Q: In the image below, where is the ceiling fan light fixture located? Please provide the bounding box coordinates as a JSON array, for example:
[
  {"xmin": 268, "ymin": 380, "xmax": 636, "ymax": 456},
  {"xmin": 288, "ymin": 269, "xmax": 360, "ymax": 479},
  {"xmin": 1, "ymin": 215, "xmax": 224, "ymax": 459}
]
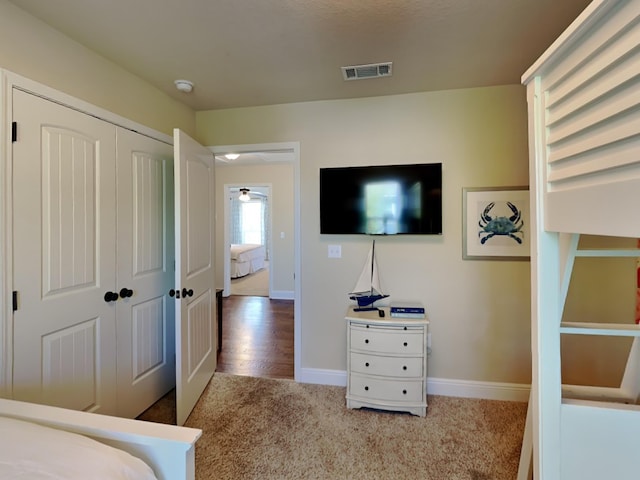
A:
[
  {"xmin": 225, "ymin": 153, "xmax": 240, "ymax": 160},
  {"xmin": 239, "ymin": 188, "xmax": 251, "ymax": 202}
]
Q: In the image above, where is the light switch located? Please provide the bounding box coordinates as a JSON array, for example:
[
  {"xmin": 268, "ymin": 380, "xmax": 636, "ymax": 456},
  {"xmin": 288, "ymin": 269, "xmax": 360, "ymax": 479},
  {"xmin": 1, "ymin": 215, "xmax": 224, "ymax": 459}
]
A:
[{"xmin": 328, "ymin": 245, "xmax": 341, "ymax": 258}]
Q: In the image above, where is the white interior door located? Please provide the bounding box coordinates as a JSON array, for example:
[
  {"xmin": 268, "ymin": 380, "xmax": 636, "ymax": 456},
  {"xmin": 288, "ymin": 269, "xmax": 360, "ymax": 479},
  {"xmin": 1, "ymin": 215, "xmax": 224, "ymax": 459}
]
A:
[
  {"xmin": 12, "ymin": 89, "xmax": 118, "ymax": 414},
  {"xmin": 115, "ymin": 127, "xmax": 176, "ymax": 418},
  {"xmin": 173, "ymin": 129, "xmax": 216, "ymax": 426}
]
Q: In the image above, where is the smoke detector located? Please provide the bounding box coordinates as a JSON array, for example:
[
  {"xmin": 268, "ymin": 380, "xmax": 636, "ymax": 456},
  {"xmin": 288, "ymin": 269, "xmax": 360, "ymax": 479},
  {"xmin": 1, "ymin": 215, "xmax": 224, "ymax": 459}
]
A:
[
  {"xmin": 341, "ymin": 62, "xmax": 393, "ymax": 81},
  {"xmin": 174, "ymin": 79, "xmax": 194, "ymax": 93}
]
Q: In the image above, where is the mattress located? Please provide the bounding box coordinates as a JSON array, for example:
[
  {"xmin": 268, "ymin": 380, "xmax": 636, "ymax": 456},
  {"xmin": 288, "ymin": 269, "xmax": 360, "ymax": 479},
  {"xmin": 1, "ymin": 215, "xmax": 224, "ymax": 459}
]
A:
[
  {"xmin": 231, "ymin": 244, "xmax": 264, "ymax": 262},
  {"xmin": 0, "ymin": 416, "xmax": 157, "ymax": 479},
  {"xmin": 230, "ymin": 244, "xmax": 265, "ymax": 278}
]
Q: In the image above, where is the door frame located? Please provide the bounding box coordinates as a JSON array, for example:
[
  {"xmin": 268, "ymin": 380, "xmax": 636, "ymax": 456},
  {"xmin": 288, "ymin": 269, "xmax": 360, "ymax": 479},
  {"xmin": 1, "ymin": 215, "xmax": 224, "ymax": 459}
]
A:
[
  {"xmin": 210, "ymin": 142, "xmax": 301, "ymax": 381},
  {"xmin": 223, "ymin": 184, "xmax": 273, "ymax": 298},
  {"xmin": 0, "ymin": 70, "xmax": 174, "ymax": 396}
]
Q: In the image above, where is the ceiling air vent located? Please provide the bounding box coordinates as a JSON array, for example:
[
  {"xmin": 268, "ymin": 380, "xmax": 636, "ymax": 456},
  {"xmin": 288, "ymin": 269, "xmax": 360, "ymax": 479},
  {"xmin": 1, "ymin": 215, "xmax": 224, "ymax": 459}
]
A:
[{"xmin": 341, "ymin": 62, "xmax": 393, "ymax": 81}]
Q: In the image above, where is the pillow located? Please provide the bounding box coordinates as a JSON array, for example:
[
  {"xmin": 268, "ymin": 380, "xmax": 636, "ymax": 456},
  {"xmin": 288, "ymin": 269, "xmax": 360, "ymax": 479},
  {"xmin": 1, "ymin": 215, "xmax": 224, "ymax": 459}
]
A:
[{"xmin": 0, "ymin": 416, "xmax": 157, "ymax": 479}]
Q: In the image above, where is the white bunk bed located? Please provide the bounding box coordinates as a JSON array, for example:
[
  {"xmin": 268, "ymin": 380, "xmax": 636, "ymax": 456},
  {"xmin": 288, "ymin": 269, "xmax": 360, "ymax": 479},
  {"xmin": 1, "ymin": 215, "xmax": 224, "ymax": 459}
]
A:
[
  {"xmin": 0, "ymin": 398, "xmax": 201, "ymax": 480},
  {"xmin": 519, "ymin": 1, "xmax": 640, "ymax": 479}
]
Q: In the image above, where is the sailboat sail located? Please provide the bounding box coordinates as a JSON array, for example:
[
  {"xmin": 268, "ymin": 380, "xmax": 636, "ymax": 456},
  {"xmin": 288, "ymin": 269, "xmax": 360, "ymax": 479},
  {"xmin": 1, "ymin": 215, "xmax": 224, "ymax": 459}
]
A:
[
  {"xmin": 351, "ymin": 242, "xmax": 383, "ymax": 295},
  {"xmin": 349, "ymin": 240, "xmax": 388, "ymax": 307}
]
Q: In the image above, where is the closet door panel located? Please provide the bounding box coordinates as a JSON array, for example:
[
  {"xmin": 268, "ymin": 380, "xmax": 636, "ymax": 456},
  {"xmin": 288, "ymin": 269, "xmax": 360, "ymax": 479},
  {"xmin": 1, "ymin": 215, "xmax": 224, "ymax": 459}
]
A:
[
  {"xmin": 115, "ymin": 127, "xmax": 175, "ymax": 419},
  {"xmin": 12, "ymin": 89, "xmax": 117, "ymax": 414}
]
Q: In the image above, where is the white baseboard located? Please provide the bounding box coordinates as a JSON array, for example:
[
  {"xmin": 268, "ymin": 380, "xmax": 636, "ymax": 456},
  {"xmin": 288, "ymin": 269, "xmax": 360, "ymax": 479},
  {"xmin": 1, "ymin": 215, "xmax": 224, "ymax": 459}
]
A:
[
  {"xmin": 270, "ymin": 290, "xmax": 294, "ymax": 300},
  {"xmin": 427, "ymin": 377, "xmax": 530, "ymax": 402},
  {"xmin": 297, "ymin": 368, "xmax": 347, "ymax": 386},
  {"xmin": 297, "ymin": 368, "xmax": 530, "ymax": 402}
]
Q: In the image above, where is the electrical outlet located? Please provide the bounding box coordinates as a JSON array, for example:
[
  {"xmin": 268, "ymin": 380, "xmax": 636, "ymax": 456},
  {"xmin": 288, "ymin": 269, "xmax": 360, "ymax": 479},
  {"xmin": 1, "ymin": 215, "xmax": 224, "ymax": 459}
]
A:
[{"xmin": 328, "ymin": 245, "xmax": 342, "ymax": 258}]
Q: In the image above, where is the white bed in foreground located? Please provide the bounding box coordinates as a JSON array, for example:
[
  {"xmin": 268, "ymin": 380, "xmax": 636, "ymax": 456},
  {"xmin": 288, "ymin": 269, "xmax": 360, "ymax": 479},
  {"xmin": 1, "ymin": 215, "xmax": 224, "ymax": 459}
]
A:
[{"xmin": 0, "ymin": 398, "xmax": 201, "ymax": 480}]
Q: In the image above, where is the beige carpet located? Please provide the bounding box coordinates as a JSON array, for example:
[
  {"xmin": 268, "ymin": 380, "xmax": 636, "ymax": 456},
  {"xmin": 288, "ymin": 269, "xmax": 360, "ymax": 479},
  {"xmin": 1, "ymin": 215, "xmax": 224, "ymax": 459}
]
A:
[
  {"xmin": 230, "ymin": 264, "xmax": 269, "ymax": 296},
  {"xmin": 139, "ymin": 373, "xmax": 527, "ymax": 480}
]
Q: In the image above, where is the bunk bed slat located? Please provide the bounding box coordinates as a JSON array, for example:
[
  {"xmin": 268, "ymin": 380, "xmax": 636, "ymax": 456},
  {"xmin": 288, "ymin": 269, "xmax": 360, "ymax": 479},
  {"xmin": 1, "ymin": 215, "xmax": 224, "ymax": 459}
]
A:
[{"xmin": 560, "ymin": 322, "xmax": 640, "ymax": 336}]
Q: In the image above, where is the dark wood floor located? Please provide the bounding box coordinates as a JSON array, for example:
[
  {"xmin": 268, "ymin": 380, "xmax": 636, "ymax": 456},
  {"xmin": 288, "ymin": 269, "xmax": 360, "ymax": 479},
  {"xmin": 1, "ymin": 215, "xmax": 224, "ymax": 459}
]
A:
[{"xmin": 216, "ymin": 295, "xmax": 294, "ymax": 379}]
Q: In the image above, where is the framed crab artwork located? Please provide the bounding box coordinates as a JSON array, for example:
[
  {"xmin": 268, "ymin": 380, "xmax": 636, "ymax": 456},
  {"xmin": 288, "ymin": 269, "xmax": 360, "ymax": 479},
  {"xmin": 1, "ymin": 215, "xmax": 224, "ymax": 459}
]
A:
[{"xmin": 462, "ymin": 186, "xmax": 530, "ymax": 260}]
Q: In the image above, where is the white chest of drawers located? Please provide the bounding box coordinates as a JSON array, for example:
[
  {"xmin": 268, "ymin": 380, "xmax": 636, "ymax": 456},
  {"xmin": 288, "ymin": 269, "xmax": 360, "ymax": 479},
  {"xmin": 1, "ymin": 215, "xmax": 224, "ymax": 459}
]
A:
[{"xmin": 345, "ymin": 307, "xmax": 428, "ymax": 417}]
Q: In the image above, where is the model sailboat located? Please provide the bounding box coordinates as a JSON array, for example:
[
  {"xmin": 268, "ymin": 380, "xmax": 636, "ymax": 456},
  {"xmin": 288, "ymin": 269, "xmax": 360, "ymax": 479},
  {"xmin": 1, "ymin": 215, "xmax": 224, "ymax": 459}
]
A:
[{"xmin": 349, "ymin": 240, "xmax": 389, "ymax": 311}]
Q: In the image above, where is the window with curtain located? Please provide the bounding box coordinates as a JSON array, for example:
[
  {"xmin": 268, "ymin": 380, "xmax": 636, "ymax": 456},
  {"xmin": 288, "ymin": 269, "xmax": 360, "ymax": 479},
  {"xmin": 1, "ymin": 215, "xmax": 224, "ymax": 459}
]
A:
[{"xmin": 230, "ymin": 190, "xmax": 270, "ymax": 260}]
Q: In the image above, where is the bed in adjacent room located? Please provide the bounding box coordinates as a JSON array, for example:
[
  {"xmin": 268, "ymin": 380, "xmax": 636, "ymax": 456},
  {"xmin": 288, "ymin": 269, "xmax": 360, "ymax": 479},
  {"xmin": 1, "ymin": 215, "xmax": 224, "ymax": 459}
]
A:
[
  {"xmin": 0, "ymin": 398, "xmax": 201, "ymax": 480},
  {"xmin": 230, "ymin": 243, "xmax": 265, "ymax": 278}
]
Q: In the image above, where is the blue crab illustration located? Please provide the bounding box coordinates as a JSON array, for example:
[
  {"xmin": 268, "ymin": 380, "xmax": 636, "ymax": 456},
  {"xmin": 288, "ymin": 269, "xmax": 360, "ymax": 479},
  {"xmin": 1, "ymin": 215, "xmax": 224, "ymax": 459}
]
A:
[{"xmin": 478, "ymin": 201, "xmax": 523, "ymax": 244}]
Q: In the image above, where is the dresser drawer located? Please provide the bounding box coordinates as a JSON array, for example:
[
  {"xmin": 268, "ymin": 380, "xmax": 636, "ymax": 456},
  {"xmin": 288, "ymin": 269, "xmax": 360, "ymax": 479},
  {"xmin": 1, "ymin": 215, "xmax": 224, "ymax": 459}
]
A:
[
  {"xmin": 350, "ymin": 352, "xmax": 423, "ymax": 377},
  {"xmin": 349, "ymin": 374, "xmax": 424, "ymax": 403},
  {"xmin": 350, "ymin": 324, "xmax": 424, "ymax": 355}
]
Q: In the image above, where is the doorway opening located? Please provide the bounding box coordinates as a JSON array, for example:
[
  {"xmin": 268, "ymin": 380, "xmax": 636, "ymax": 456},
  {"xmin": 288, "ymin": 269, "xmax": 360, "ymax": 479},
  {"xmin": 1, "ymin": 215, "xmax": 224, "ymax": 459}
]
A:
[
  {"xmin": 210, "ymin": 142, "xmax": 301, "ymax": 381},
  {"xmin": 228, "ymin": 185, "xmax": 271, "ymax": 297}
]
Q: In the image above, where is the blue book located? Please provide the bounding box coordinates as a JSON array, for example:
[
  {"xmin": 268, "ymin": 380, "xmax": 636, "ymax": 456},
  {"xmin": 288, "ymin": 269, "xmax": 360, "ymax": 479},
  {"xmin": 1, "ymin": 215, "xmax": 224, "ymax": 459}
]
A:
[{"xmin": 390, "ymin": 302, "xmax": 425, "ymax": 314}]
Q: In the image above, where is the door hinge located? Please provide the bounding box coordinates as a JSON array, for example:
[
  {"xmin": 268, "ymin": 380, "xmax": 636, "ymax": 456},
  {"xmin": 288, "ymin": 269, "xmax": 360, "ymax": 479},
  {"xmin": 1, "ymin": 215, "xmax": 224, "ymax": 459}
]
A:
[
  {"xmin": 12, "ymin": 122, "xmax": 17, "ymax": 143},
  {"xmin": 12, "ymin": 291, "xmax": 18, "ymax": 312}
]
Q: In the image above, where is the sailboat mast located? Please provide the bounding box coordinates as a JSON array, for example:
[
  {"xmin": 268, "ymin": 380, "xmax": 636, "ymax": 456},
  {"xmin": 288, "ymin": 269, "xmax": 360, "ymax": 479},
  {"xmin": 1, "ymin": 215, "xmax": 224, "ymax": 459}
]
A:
[{"xmin": 370, "ymin": 240, "xmax": 375, "ymax": 295}]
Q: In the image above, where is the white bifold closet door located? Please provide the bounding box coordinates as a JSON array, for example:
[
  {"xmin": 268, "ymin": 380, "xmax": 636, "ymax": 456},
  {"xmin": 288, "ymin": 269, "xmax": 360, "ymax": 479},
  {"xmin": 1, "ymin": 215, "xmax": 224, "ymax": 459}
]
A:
[
  {"xmin": 115, "ymin": 126, "xmax": 176, "ymax": 419},
  {"xmin": 12, "ymin": 89, "xmax": 176, "ymax": 418}
]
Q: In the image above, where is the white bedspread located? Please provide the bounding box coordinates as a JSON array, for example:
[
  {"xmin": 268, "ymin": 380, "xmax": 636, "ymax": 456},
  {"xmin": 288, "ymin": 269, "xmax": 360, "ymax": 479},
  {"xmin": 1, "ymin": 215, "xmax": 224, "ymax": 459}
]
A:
[
  {"xmin": 230, "ymin": 243, "xmax": 264, "ymax": 262},
  {"xmin": 0, "ymin": 416, "xmax": 158, "ymax": 479}
]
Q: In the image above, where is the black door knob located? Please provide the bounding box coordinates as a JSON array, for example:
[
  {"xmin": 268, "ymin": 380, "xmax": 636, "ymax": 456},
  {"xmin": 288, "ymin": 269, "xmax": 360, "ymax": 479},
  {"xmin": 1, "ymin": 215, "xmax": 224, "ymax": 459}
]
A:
[
  {"xmin": 104, "ymin": 291, "xmax": 119, "ymax": 302},
  {"xmin": 119, "ymin": 288, "xmax": 133, "ymax": 298},
  {"xmin": 169, "ymin": 289, "xmax": 181, "ymax": 298},
  {"xmin": 182, "ymin": 288, "xmax": 194, "ymax": 297}
]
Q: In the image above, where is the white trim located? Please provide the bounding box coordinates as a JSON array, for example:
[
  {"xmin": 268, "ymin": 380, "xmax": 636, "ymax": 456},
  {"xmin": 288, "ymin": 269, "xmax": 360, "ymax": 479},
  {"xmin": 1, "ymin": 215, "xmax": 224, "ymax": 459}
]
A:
[
  {"xmin": 426, "ymin": 377, "xmax": 530, "ymax": 402},
  {"xmin": 298, "ymin": 368, "xmax": 347, "ymax": 386},
  {"xmin": 292, "ymin": 143, "xmax": 301, "ymax": 382},
  {"xmin": 270, "ymin": 290, "xmax": 294, "ymax": 300},
  {"xmin": 210, "ymin": 142, "xmax": 296, "ymax": 156},
  {"xmin": 0, "ymin": 70, "xmax": 10, "ymax": 396},
  {"xmin": 298, "ymin": 368, "xmax": 531, "ymax": 402}
]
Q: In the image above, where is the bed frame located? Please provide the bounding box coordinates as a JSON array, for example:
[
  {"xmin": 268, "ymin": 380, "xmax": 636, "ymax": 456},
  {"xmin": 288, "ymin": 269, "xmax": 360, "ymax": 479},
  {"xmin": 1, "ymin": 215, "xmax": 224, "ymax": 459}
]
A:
[
  {"xmin": 519, "ymin": 1, "xmax": 640, "ymax": 479},
  {"xmin": 0, "ymin": 398, "xmax": 201, "ymax": 480}
]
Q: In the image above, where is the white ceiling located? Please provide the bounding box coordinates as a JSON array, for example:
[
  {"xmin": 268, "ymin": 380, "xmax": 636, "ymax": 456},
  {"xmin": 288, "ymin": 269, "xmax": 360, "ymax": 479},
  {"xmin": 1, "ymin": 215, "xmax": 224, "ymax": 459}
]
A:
[{"xmin": 9, "ymin": 0, "xmax": 592, "ymax": 111}]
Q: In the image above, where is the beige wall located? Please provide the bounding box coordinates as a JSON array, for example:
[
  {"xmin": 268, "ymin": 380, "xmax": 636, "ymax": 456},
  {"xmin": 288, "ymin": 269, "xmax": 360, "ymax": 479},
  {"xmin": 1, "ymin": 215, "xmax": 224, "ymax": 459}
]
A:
[
  {"xmin": 561, "ymin": 235, "xmax": 636, "ymax": 388},
  {"xmin": 214, "ymin": 164, "xmax": 295, "ymax": 295},
  {"xmin": 0, "ymin": 0, "xmax": 195, "ymax": 136},
  {"xmin": 197, "ymin": 85, "xmax": 534, "ymax": 384}
]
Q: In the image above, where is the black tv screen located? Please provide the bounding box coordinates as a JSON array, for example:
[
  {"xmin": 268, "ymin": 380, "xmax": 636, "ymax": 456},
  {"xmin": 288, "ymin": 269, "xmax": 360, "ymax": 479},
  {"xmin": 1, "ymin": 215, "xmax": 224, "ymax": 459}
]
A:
[{"xmin": 320, "ymin": 163, "xmax": 442, "ymax": 235}]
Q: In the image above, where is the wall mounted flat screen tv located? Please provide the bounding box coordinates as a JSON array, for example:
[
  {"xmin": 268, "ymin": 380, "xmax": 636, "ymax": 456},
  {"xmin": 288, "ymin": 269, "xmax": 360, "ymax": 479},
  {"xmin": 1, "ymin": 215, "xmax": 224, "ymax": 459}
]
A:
[{"xmin": 320, "ymin": 163, "xmax": 442, "ymax": 235}]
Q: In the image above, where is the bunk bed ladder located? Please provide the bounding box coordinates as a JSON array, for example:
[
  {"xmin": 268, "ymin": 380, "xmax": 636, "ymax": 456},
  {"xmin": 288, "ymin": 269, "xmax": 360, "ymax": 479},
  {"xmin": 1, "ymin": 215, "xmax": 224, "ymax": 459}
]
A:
[{"xmin": 518, "ymin": 233, "xmax": 640, "ymax": 480}]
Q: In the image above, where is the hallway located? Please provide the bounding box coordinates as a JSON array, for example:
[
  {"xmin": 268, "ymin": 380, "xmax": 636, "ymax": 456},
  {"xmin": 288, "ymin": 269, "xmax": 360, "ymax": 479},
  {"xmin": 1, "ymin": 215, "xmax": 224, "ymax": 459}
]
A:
[{"xmin": 216, "ymin": 295, "xmax": 294, "ymax": 379}]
